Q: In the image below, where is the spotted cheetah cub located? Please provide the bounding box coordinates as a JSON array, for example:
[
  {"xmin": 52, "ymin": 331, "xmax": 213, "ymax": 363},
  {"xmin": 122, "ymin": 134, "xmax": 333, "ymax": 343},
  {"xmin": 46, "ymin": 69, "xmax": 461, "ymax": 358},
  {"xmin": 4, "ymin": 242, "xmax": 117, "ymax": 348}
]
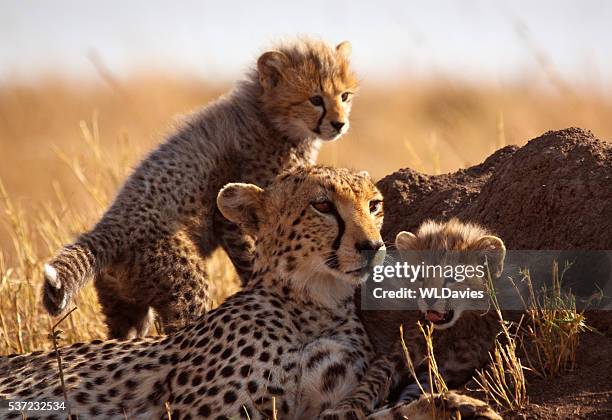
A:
[
  {"xmin": 42, "ymin": 38, "xmax": 358, "ymax": 338},
  {"xmin": 323, "ymin": 219, "xmax": 505, "ymax": 419},
  {"xmin": 2, "ymin": 168, "xmax": 496, "ymax": 420}
]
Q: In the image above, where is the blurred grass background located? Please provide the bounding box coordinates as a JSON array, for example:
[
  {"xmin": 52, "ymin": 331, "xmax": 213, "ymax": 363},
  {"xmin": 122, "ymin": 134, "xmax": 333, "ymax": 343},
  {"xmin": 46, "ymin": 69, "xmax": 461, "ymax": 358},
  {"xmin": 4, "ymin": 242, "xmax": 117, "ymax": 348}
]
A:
[{"xmin": 0, "ymin": 72, "xmax": 611, "ymax": 354}]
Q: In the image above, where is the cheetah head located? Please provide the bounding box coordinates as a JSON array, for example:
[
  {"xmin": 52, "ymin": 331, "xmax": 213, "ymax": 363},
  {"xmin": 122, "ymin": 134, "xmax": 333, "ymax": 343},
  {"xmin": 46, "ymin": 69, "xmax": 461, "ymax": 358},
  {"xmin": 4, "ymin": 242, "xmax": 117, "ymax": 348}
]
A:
[
  {"xmin": 217, "ymin": 166, "xmax": 385, "ymax": 307},
  {"xmin": 257, "ymin": 39, "xmax": 358, "ymax": 142},
  {"xmin": 395, "ymin": 219, "xmax": 506, "ymax": 330}
]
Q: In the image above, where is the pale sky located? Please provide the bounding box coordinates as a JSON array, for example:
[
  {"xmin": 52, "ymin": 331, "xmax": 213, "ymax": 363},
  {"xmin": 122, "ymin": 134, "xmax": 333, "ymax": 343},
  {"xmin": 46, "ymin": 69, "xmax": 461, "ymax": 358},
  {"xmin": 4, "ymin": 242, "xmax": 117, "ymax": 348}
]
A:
[{"xmin": 1, "ymin": 0, "xmax": 611, "ymax": 88}]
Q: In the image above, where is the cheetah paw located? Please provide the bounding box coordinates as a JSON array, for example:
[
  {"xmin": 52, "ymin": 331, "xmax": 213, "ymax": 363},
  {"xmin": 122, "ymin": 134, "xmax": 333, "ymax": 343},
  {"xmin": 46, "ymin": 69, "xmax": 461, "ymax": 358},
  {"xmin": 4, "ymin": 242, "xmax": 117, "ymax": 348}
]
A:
[
  {"xmin": 437, "ymin": 391, "xmax": 502, "ymax": 420},
  {"xmin": 376, "ymin": 392, "xmax": 501, "ymax": 420},
  {"xmin": 319, "ymin": 407, "xmax": 367, "ymax": 420}
]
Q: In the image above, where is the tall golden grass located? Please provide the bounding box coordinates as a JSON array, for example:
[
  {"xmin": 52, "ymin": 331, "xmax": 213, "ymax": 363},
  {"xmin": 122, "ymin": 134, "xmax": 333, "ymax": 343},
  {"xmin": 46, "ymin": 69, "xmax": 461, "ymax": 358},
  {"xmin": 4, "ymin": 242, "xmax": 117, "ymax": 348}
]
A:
[{"xmin": 0, "ymin": 75, "xmax": 610, "ymax": 355}]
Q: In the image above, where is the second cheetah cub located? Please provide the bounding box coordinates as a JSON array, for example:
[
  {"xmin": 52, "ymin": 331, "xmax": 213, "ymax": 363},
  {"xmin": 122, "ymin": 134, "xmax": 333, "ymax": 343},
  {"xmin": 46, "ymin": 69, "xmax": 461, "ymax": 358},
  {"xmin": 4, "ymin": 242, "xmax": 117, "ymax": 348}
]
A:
[
  {"xmin": 42, "ymin": 38, "xmax": 358, "ymax": 338},
  {"xmin": 323, "ymin": 219, "xmax": 505, "ymax": 419}
]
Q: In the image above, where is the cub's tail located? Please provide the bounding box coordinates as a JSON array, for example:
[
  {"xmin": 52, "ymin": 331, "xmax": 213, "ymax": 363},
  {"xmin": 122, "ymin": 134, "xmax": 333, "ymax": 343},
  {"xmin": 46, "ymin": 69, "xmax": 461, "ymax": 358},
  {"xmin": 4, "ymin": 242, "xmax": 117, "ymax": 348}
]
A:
[{"xmin": 42, "ymin": 241, "xmax": 99, "ymax": 316}]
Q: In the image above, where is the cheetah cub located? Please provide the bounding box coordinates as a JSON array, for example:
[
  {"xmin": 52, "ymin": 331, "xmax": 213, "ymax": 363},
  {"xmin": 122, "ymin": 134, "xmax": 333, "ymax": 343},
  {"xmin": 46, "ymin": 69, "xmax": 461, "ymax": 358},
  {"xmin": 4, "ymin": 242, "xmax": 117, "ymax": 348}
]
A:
[
  {"xmin": 323, "ymin": 219, "xmax": 505, "ymax": 419},
  {"xmin": 2, "ymin": 168, "xmax": 496, "ymax": 420},
  {"xmin": 42, "ymin": 38, "xmax": 358, "ymax": 338}
]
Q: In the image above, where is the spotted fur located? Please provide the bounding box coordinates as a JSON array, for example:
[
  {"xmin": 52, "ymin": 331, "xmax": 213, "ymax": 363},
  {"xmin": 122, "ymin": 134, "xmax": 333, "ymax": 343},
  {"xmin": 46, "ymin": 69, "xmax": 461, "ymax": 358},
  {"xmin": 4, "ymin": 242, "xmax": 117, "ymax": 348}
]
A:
[
  {"xmin": 42, "ymin": 38, "xmax": 359, "ymax": 338},
  {"xmin": 2, "ymin": 169, "xmax": 494, "ymax": 420}
]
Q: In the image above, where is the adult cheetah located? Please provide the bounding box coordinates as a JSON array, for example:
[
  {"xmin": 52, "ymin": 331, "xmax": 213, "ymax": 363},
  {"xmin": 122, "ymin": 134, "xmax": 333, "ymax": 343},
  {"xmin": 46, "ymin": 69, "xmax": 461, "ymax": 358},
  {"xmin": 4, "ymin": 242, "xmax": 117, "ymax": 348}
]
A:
[
  {"xmin": 42, "ymin": 38, "xmax": 359, "ymax": 338},
  {"xmin": 322, "ymin": 219, "xmax": 506, "ymax": 418},
  {"xmin": 1, "ymin": 167, "xmax": 498, "ymax": 419}
]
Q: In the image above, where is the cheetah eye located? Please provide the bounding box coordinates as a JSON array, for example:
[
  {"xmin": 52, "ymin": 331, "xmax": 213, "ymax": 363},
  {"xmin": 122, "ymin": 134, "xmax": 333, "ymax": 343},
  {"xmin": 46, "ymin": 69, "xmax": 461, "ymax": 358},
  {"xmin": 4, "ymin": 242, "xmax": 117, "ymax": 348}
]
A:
[
  {"xmin": 309, "ymin": 95, "xmax": 324, "ymax": 107},
  {"xmin": 311, "ymin": 200, "xmax": 334, "ymax": 214},
  {"xmin": 369, "ymin": 200, "xmax": 383, "ymax": 214},
  {"xmin": 341, "ymin": 92, "xmax": 351, "ymax": 102}
]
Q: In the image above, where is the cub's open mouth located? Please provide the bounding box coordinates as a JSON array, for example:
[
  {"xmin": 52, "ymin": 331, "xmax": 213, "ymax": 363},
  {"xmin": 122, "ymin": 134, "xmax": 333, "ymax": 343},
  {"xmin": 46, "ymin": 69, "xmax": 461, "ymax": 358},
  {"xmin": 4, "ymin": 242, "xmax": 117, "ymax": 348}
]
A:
[{"xmin": 425, "ymin": 309, "xmax": 455, "ymax": 325}]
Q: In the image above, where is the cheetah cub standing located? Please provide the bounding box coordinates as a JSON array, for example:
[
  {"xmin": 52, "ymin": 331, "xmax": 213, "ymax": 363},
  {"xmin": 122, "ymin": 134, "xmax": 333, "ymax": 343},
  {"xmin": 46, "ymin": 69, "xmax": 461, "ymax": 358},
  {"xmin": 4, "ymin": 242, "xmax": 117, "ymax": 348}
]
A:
[
  {"xmin": 1, "ymin": 167, "xmax": 496, "ymax": 420},
  {"xmin": 43, "ymin": 38, "xmax": 358, "ymax": 338},
  {"xmin": 323, "ymin": 219, "xmax": 505, "ymax": 419}
]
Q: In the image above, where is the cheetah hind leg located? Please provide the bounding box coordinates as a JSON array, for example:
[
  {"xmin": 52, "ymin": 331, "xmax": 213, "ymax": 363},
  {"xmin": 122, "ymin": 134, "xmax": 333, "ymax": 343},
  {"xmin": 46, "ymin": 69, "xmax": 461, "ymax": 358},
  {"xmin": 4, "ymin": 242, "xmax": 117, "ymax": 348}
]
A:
[
  {"xmin": 366, "ymin": 392, "xmax": 501, "ymax": 420},
  {"xmin": 153, "ymin": 271, "xmax": 211, "ymax": 335},
  {"xmin": 95, "ymin": 270, "xmax": 156, "ymax": 339},
  {"xmin": 95, "ymin": 231, "xmax": 211, "ymax": 338},
  {"xmin": 139, "ymin": 232, "xmax": 212, "ymax": 335},
  {"xmin": 214, "ymin": 211, "xmax": 256, "ymax": 286}
]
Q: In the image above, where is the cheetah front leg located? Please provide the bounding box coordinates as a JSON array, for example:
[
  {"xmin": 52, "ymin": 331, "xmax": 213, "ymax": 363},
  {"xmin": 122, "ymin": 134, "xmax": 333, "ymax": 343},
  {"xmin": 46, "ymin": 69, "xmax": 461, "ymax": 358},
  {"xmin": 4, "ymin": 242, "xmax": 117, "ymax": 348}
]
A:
[
  {"xmin": 95, "ymin": 230, "xmax": 211, "ymax": 338},
  {"xmin": 138, "ymin": 231, "xmax": 212, "ymax": 335},
  {"xmin": 366, "ymin": 392, "xmax": 502, "ymax": 420},
  {"xmin": 320, "ymin": 392, "xmax": 500, "ymax": 420},
  {"xmin": 318, "ymin": 353, "xmax": 409, "ymax": 420},
  {"xmin": 213, "ymin": 211, "xmax": 256, "ymax": 285},
  {"xmin": 297, "ymin": 337, "xmax": 369, "ymax": 419},
  {"xmin": 95, "ymin": 270, "xmax": 156, "ymax": 339}
]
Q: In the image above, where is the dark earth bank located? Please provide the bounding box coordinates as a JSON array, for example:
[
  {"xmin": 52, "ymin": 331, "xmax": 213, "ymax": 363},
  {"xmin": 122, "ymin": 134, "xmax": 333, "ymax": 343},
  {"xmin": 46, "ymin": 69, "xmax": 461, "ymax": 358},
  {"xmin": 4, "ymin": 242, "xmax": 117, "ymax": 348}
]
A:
[{"xmin": 367, "ymin": 128, "xmax": 612, "ymax": 419}]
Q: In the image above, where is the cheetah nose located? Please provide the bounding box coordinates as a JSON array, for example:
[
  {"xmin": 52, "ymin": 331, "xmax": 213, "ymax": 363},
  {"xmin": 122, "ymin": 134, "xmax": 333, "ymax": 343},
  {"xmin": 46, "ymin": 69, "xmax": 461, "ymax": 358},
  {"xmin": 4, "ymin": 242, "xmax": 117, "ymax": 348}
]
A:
[
  {"xmin": 356, "ymin": 240, "xmax": 386, "ymax": 266},
  {"xmin": 356, "ymin": 240, "xmax": 384, "ymax": 252},
  {"xmin": 330, "ymin": 121, "xmax": 345, "ymax": 131}
]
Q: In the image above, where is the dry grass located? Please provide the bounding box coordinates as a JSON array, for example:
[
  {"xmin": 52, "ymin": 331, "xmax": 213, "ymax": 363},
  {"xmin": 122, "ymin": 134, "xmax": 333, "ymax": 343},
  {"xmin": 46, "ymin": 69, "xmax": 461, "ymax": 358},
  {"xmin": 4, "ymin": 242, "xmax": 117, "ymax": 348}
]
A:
[
  {"xmin": 399, "ymin": 322, "xmax": 448, "ymax": 418},
  {"xmin": 519, "ymin": 262, "xmax": 593, "ymax": 378},
  {"xmin": 0, "ymin": 74, "xmax": 610, "ymax": 355},
  {"xmin": 396, "ymin": 261, "xmax": 590, "ymax": 414},
  {"xmin": 473, "ymin": 262, "xmax": 591, "ymax": 411},
  {"xmin": 400, "ymin": 322, "xmax": 449, "ymax": 396},
  {"xmin": 473, "ymin": 328, "xmax": 528, "ymax": 411},
  {"xmin": 48, "ymin": 306, "xmax": 78, "ymax": 418},
  {"xmin": 0, "ymin": 105, "xmax": 238, "ymax": 355},
  {"xmin": 473, "ymin": 271, "xmax": 528, "ymax": 411},
  {"xmin": 398, "ymin": 281, "xmax": 524, "ymax": 414}
]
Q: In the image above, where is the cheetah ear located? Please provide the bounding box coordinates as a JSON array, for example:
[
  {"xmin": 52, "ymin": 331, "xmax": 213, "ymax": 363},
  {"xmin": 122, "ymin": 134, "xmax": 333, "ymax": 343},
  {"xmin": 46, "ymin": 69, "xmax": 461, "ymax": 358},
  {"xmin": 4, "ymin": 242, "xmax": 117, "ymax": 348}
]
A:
[
  {"xmin": 472, "ymin": 235, "xmax": 506, "ymax": 278},
  {"xmin": 257, "ymin": 50, "xmax": 289, "ymax": 90},
  {"xmin": 395, "ymin": 231, "xmax": 418, "ymax": 250},
  {"xmin": 217, "ymin": 183, "xmax": 265, "ymax": 236},
  {"xmin": 336, "ymin": 41, "xmax": 352, "ymax": 60}
]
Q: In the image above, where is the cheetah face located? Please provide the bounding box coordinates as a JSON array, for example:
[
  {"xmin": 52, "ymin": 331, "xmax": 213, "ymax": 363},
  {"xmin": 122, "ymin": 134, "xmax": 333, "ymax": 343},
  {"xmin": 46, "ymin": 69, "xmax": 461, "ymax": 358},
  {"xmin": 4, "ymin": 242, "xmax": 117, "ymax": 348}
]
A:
[
  {"xmin": 285, "ymin": 170, "xmax": 385, "ymax": 286},
  {"xmin": 395, "ymin": 220, "xmax": 506, "ymax": 330},
  {"xmin": 217, "ymin": 166, "xmax": 385, "ymax": 304},
  {"xmin": 257, "ymin": 40, "xmax": 358, "ymax": 142}
]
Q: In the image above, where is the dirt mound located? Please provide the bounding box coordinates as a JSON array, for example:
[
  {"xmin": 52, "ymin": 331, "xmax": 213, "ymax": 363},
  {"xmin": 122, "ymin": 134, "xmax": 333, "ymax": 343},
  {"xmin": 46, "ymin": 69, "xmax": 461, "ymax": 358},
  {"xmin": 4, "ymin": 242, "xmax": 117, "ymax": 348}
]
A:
[
  {"xmin": 373, "ymin": 127, "xmax": 612, "ymax": 419},
  {"xmin": 495, "ymin": 331, "xmax": 612, "ymax": 420},
  {"xmin": 376, "ymin": 127, "xmax": 612, "ymax": 328},
  {"xmin": 377, "ymin": 127, "xmax": 612, "ymax": 249}
]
